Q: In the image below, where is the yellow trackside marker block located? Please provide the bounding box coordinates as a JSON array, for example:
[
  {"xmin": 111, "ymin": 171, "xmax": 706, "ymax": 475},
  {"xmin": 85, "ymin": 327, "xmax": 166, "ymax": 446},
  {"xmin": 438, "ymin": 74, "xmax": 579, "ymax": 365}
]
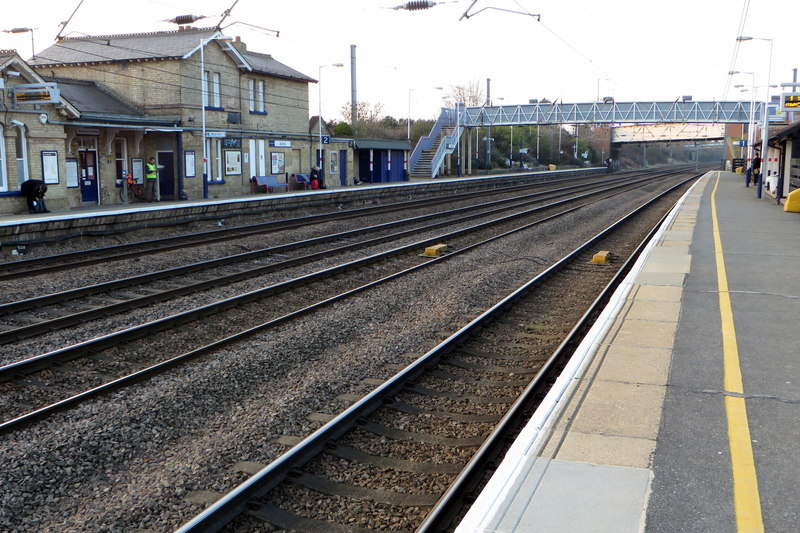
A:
[
  {"xmin": 590, "ymin": 250, "xmax": 612, "ymax": 264},
  {"xmin": 421, "ymin": 244, "xmax": 448, "ymax": 257}
]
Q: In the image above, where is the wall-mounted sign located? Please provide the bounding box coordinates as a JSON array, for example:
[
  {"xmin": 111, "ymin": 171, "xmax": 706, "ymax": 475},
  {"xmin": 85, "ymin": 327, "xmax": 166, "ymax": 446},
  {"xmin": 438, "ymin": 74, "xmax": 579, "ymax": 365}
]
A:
[
  {"xmin": 269, "ymin": 140, "xmax": 291, "ymax": 148},
  {"xmin": 223, "ymin": 138, "xmax": 242, "ymax": 149},
  {"xmin": 781, "ymin": 92, "xmax": 800, "ymax": 112},
  {"xmin": 12, "ymin": 83, "xmax": 60, "ymax": 105},
  {"xmin": 41, "ymin": 151, "xmax": 59, "ymax": 184}
]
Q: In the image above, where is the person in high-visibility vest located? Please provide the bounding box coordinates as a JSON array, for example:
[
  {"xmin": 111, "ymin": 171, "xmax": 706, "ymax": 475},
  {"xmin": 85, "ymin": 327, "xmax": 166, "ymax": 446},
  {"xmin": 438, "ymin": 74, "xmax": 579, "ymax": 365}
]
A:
[{"xmin": 145, "ymin": 157, "xmax": 159, "ymax": 201}]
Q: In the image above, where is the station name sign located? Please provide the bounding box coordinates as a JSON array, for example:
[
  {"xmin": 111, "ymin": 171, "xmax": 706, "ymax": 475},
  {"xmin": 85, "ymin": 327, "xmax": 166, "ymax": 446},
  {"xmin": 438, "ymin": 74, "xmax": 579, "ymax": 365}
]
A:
[{"xmin": 12, "ymin": 83, "xmax": 60, "ymax": 105}]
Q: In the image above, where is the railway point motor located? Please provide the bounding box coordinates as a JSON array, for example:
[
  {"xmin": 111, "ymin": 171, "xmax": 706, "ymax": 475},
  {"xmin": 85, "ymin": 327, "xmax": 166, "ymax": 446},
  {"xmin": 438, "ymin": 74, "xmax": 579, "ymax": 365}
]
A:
[
  {"xmin": 421, "ymin": 244, "xmax": 448, "ymax": 257},
  {"xmin": 590, "ymin": 250, "xmax": 612, "ymax": 264}
]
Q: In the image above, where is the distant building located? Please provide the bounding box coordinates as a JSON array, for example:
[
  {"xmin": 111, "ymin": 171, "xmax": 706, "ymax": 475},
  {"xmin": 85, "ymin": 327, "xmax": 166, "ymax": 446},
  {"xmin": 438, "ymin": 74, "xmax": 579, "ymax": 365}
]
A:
[{"xmin": 26, "ymin": 26, "xmax": 342, "ymax": 205}]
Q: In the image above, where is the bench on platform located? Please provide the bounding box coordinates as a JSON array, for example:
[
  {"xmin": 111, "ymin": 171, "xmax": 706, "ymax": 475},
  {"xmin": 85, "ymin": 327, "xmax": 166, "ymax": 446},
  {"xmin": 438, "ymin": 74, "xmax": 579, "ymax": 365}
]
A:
[
  {"xmin": 251, "ymin": 176, "xmax": 289, "ymax": 194},
  {"xmin": 291, "ymin": 173, "xmax": 310, "ymax": 190}
]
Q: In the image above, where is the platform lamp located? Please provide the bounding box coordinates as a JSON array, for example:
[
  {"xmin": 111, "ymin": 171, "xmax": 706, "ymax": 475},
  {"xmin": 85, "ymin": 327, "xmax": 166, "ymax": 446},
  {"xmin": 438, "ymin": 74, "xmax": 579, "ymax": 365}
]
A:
[
  {"xmin": 736, "ymin": 35, "xmax": 773, "ymax": 199},
  {"xmin": 730, "ymin": 70, "xmax": 756, "ymax": 184},
  {"xmin": 200, "ymin": 34, "xmax": 232, "ymax": 199},
  {"xmin": 317, "ymin": 63, "xmax": 344, "ymax": 177},
  {"xmin": 2, "ymin": 27, "xmax": 36, "ymax": 59},
  {"xmin": 407, "ymin": 86, "xmax": 444, "ymax": 140}
]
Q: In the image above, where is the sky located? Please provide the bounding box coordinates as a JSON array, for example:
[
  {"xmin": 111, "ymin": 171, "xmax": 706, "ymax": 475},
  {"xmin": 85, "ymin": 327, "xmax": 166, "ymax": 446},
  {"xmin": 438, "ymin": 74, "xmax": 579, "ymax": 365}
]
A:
[{"xmin": 1, "ymin": 0, "xmax": 796, "ymax": 123}]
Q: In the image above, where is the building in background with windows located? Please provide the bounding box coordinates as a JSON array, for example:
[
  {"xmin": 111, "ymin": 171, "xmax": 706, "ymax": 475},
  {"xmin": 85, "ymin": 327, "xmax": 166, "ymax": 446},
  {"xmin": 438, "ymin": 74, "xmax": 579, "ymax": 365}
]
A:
[
  {"xmin": 2, "ymin": 26, "xmax": 353, "ymax": 211},
  {"xmin": 0, "ymin": 50, "xmax": 82, "ymax": 213}
]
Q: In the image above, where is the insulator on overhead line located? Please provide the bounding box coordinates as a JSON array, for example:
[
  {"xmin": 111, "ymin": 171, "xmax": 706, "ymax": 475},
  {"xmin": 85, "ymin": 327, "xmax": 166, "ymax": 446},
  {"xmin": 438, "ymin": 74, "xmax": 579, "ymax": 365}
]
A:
[
  {"xmin": 166, "ymin": 14, "xmax": 207, "ymax": 25},
  {"xmin": 393, "ymin": 1, "xmax": 437, "ymax": 10}
]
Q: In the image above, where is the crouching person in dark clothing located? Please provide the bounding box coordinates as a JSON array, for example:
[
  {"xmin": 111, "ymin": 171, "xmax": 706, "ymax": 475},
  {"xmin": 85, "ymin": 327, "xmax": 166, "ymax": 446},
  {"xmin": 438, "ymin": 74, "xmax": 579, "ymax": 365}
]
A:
[{"xmin": 20, "ymin": 179, "xmax": 50, "ymax": 214}]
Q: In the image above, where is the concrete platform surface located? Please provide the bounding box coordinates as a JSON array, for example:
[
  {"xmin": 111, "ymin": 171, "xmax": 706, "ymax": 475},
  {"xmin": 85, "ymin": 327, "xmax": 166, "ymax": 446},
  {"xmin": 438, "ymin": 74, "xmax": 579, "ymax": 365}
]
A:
[{"xmin": 458, "ymin": 171, "xmax": 800, "ymax": 533}]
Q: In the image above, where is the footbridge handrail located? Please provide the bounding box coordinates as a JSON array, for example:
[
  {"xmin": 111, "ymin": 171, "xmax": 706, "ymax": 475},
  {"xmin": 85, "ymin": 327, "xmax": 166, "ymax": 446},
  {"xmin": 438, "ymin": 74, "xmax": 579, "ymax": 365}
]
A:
[{"xmin": 460, "ymin": 100, "xmax": 760, "ymax": 126}]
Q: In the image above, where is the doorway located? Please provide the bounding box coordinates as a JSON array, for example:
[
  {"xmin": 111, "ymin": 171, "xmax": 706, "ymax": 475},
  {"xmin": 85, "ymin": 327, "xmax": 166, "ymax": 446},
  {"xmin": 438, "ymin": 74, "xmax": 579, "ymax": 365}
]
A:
[
  {"xmin": 78, "ymin": 149, "xmax": 99, "ymax": 203},
  {"xmin": 157, "ymin": 151, "xmax": 175, "ymax": 200}
]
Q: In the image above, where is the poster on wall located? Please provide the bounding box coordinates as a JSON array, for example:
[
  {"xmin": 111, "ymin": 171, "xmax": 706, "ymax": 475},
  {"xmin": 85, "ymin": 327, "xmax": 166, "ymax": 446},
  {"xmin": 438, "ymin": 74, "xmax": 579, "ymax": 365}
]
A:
[
  {"xmin": 328, "ymin": 150, "xmax": 338, "ymax": 175},
  {"xmin": 41, "ymin": 151, "xmax": 59, "ymax": 184},
  {"xmin": 185, "ymin": 150, "xmax": 196, "ymax": 178},
  {"xmin": 131, "ymin": 157, "xmax": 144, "ymax": 185},
  {"xmin": 271, "ymin": 152, "xmax": 285, "ymax": 174},
  {"xmin": 66, "ymin": 157, "xmax": 79, "ymax": 187},
  {"xmin": 225, "ymin": 150, "xmax": 242, "ymax": 175}
]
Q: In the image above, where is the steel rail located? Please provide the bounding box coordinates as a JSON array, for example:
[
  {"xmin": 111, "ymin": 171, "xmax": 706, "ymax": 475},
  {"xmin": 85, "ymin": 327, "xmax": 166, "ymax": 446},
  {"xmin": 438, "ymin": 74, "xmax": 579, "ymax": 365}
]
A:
[
  {"xmin": 416, "ymin": 178, "xmax": 692, "ymax": 532},
  {"xmin": 0, "ymin": 172, "xmax": 672, "ymax": 345},
  {"xmin": 0, "ymin": 171, "xmax": 612, "ymax": 280},
  {"xmin": 0, "ymin": 173, "xmax": 690, "ymax": 433},
  {"xmin": 175, "ymin": 174, "xmax": 700, "ymax": 532}
]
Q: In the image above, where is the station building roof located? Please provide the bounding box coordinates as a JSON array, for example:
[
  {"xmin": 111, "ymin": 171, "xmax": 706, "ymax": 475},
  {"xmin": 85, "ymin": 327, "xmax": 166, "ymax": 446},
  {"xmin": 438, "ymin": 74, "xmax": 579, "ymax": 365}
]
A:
[
  {"xmin": 29, "ymin": 27, "xmax": 314, "ymax": 84},
  {"xmin": 353, "ymin": 139, "xmax": 413, "ymax": 151},
  {"xmin": 43, "ymin": 76, "xmax": 179, "ymax": 126}
]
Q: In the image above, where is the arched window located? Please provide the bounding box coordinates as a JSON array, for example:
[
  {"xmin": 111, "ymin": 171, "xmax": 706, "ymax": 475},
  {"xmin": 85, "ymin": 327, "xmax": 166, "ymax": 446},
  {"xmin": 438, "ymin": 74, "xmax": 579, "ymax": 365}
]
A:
[
  {"xmin": 15, "ymin": 123, "xmax": 29, "ymax": 184},
  {"xmin": 0, "ymin": 124, "xmax": 7, "ymax": 192}
]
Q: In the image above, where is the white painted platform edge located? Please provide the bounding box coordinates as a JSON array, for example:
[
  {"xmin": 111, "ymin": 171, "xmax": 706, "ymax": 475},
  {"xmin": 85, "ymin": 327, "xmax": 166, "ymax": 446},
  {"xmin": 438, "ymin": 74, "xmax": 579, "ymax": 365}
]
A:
[{"xmin": 455, "ymin": 175, "xmax": 707, "ymax": 533}]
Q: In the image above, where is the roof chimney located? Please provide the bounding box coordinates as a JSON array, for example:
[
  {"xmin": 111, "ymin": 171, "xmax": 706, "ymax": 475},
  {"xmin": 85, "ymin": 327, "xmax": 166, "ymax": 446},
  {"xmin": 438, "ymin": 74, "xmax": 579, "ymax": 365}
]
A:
[{"xmin": 231, "ymin": 36, "xmax": 246, "ymax": 53}]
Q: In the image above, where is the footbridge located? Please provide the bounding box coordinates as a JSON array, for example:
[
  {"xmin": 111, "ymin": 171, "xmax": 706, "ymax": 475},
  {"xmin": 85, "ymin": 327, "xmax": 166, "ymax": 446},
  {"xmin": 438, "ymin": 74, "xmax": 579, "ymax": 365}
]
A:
[{"xmin": 411, "ymin": 100, "xmax": 758, "ymax": 178}]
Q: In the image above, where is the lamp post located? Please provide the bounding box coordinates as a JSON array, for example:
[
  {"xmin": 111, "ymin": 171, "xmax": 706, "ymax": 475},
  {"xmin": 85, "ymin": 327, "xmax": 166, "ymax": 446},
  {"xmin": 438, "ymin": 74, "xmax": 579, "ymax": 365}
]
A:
[
  {"xmin": 2, "ymin": 27, "xmax": 36, "ymax": 59},
  {"xmin": 318, "ymin": 63, "xmax": 343, "ymax": 175},
  {"xmin": 455, "ymin": 102, "xmax": 463, "ymax": 176},
  {"xmin": 730, "ymin": 70, "xmax": 756, "ymax": 183},
  {"xmin": 596, "ymin": 78, "xmax": 610, "ymax": 102},
  {"xmin": 737, "ymin": 35, "xmax": 773, "ymax": 199},
  {"xmin": 200, "ymin": 34, "xmax": 232, "ymax": 199},
  {"xmin": 408, "ymin": 86, "xmax": 443, "ymax": 140}
]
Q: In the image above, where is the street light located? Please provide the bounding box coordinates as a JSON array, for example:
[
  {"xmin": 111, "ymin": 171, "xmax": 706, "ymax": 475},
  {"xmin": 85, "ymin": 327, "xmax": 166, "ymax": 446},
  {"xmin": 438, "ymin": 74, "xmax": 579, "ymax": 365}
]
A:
[
  {"xmin": 455, "ymin": 102, "xmax": 463, "ymax": 176},
  {"xmin": 318, "ymin": 63, "xmax": 344, "ymax": 177},
  {"xmin": 596, "ymin": 78, "xmax": 610, "ymax": 102},
  {"xmin": 408, "ymin": 86, "xmax": 443, "ymax": 140},
  {"xmin": 2, "ymin": 27, "xmax": 36, "ymax": 59},
  {"xmin": 200, "ymin": 34, "xmax": 232, "ymax": 199},
  {"xmin": 737, "ymin": 35, "xmax": 773, "ymax": 199},
  {"xmin": 730, "ymin": 70, "xmax": 756, "ymax": 181}
]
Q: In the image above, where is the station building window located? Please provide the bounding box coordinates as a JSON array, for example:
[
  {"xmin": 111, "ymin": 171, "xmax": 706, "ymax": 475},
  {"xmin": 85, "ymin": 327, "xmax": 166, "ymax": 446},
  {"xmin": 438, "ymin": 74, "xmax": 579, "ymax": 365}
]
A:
[
  {"xmin": 249, "ymin": 79, "xmax": 266, "ymax": 113},
  {"xmin": 0, "ymin": 124, "xmax": 7, "ymax": 191},
  {"xmin": 203, "ymin": 70, "xmax": 222, "ymax": 108},
  {"xmin": 204, "ymin": 138, "xmax": 225, "ymax": 182},
  {"xmin": 115, "ymin": 138, "xmax": 128, "ymax": 181},
  {"xmin": 15, "ymin": 124, "xmax": 29, "ymax": 184}
]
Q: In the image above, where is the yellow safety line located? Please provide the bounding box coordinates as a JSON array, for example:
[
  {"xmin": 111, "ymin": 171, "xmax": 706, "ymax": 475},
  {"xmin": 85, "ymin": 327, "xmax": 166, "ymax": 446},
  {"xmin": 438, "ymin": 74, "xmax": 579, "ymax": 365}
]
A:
[{"xmin": 711, "ymin": 172, "xmax": 764, "ymax": 532}]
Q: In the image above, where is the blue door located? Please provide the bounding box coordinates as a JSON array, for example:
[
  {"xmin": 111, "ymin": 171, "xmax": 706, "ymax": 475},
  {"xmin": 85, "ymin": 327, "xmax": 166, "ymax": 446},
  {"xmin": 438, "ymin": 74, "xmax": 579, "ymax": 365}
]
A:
[
  {"xmin": 390, "ymin": 150, "xmax": 405, "ymax": 182},
  {"xmin": 79, "ymin": 150, "xmax": 99, "ymax": 203},
  {"xmin": 377, "ymin": 151, "xmax": 389, "ymax": 182}
]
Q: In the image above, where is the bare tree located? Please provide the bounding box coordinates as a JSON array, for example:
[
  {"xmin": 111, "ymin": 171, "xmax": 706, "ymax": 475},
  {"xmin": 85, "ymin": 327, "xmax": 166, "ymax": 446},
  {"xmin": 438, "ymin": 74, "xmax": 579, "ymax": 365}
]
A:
[
  {"xmin": 443, "ymin": 79, "xmax": 485, "ymax": 108},
  {"xmin": 339, "ymin": 101, "xmax": 384, "ymax": 125}
]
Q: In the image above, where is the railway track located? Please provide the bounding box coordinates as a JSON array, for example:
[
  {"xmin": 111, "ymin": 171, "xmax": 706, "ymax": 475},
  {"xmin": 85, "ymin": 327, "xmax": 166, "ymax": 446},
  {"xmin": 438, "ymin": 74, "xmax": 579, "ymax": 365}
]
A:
[
  {"xmin": 0, "ymin": 171, "xmax": 628, "ymax": 280},
  {"xmin": 175, "ymin": 174, "xmax": 697, "ymax": 533},
  {"xmin": 0, "ymin": 170, "xmax": 691, "ymax": 433},
  {"xmin": 0, "ymin": 170, "xmax": 682, "ymax": 348}
]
